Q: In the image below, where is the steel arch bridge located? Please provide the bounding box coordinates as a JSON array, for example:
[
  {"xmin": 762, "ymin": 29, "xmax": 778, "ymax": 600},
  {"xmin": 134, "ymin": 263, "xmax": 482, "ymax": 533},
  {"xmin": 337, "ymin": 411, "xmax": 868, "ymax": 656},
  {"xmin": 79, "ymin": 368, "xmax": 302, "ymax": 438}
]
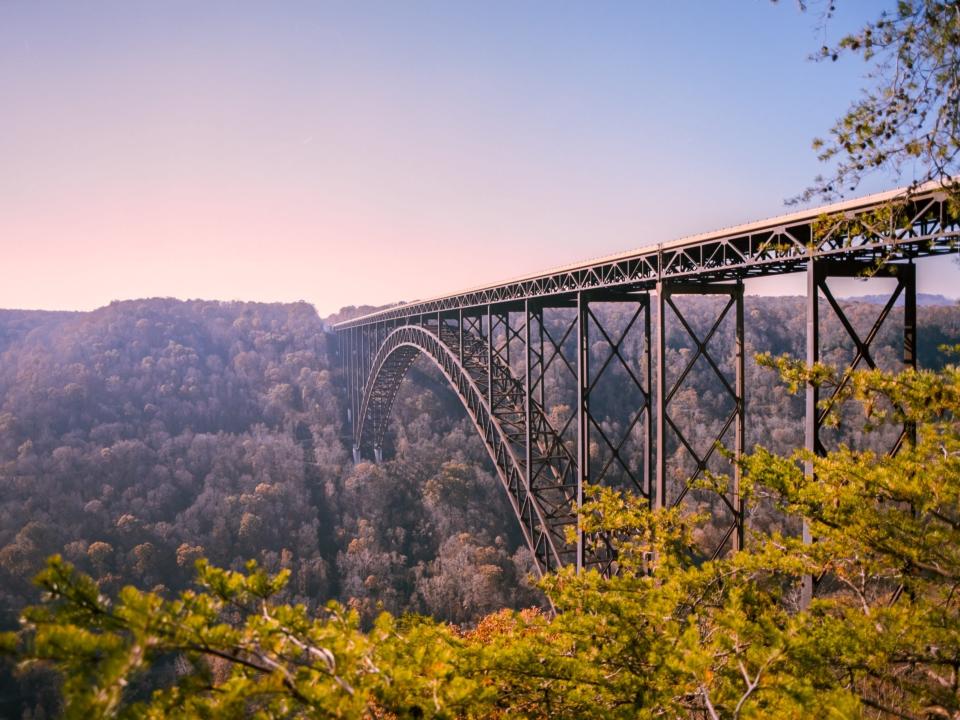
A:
[{"xmin": 334, "ymin": 181, "xmax": 960, "ymax": 577}]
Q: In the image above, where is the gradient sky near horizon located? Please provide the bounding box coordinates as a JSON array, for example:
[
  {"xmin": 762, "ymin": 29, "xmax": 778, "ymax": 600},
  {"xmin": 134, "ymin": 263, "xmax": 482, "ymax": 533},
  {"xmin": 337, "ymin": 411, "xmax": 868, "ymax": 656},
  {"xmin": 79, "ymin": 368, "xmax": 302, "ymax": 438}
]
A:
[{"xmin": 2, "ymin": 1, "xmax": 957, "ymax": 315}]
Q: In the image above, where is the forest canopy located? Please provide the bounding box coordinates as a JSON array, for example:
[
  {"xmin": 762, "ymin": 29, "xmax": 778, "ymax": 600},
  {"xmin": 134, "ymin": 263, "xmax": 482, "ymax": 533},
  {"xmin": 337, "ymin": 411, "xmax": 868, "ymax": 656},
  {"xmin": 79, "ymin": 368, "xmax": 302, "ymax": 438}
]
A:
[
  {"xmin": 0, "ymin": 296, "xmax": 957, "ymax": 716},
  {"xmin": 5, "ymin": 355, "xmax": 960, "ymax": 718}
]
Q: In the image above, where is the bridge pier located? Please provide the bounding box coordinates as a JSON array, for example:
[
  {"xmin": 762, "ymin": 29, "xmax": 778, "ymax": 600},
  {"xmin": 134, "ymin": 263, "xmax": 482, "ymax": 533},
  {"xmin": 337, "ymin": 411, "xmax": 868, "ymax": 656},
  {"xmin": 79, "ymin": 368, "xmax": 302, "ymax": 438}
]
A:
[
  {"xmin": 801, "ymin": 258, "xmax": 917, "ymax": 607},
  {"xmin": 656, "ymin": 280, "xmax": 746, "ymax": 557},
  {"xmin": 573, "ymin": 290, "xmax": 654, "ymax": 573}
]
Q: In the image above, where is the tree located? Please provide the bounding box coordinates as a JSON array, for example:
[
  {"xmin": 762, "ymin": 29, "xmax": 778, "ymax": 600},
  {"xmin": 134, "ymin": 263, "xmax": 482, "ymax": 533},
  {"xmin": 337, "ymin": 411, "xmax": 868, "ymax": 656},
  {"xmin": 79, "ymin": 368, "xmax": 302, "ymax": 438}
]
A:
[
  {"xmin": 475, "ymin": 355, "xmax": 960, "ymax": 718},
  {"xmin": 791, "ymin": 0, "xmax": 960, "ymax": 204},
  {"xmin": 1, "ymin": 559, "xmax": 492, "ymax": 719},
  {"xmin": 5, "ymin": 358, "xmax": 960, "ymax": 718}
]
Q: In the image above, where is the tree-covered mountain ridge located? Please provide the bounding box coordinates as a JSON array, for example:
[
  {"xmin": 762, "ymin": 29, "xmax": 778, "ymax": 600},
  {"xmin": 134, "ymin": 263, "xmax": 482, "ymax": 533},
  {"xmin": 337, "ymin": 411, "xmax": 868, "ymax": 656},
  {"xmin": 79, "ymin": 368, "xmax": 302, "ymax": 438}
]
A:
[
  {"xmin": 1, "ymin": 294, "xmax": 959, "ymax": 715},
  {"xmin": 3, "ymin": 294, "xmax": 957, "ymax": 607},
  {"xmin": 0, "ymin": 296, "xmax": 542, "ymax": 615}
]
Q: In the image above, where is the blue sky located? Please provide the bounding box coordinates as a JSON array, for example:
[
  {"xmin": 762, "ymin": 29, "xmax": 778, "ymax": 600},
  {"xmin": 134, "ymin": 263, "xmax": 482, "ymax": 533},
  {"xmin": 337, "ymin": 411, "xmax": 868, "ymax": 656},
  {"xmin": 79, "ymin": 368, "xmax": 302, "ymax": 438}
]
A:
[{"xmin": 1, "ymin": 1, "xmax": 955, "ymax": 312}]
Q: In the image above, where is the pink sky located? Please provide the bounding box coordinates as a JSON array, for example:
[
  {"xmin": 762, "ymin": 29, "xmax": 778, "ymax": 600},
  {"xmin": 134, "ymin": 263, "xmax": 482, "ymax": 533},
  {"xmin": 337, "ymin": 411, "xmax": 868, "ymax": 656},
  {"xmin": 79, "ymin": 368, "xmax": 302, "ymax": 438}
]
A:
[{"xmin": 2, "ymin": 2, "xmax": 957, "ymax": 316}]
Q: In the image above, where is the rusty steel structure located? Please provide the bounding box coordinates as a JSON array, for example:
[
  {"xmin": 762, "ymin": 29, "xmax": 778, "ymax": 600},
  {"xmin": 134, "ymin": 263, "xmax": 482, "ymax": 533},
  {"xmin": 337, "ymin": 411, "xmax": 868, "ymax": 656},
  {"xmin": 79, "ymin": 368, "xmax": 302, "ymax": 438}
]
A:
[{"xmin": 334, "ymin": 182, "xmax": 959, "ymax": 576}]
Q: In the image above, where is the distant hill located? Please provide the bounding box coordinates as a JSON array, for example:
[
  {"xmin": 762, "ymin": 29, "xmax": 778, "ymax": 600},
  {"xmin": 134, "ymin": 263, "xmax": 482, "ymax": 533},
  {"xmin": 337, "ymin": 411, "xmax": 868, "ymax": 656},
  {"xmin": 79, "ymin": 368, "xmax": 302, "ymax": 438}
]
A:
[
  {"xmin": 322, "ymin": 303, "xmax": 403, "ymax": 328},
  {"xmin": 841, "ymin": 293, "xmax": 957, "ymax": 307},
  {"xmin": 0, "ymin": 309, "xmax": 80, "ymax": 353},
  {"xmin": 2, "ymin": 295, "xmax": 960, "ymax": 717}
]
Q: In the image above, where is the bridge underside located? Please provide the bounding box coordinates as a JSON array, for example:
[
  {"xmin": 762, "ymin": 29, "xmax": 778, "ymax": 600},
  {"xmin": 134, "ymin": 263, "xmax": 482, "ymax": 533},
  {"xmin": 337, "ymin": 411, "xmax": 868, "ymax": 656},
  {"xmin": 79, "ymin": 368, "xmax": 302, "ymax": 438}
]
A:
[{"xmin": 335, "ymin": 186, "xmax": 957, "ymax": 576}]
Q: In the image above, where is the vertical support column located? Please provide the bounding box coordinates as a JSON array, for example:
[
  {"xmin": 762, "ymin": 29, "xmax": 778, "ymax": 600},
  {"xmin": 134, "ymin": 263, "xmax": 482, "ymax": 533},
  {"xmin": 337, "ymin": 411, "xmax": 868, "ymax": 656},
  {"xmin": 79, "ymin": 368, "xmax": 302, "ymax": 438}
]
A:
[
  {"xmin": 337, "ymin": 330, "xmax": 343, "ymax": 416},
  {"xmin": 341, "ymin": 330, "xmax": 352, "ymax": 436},
  {"xmin": 346, "ymin": 328, "xmax": 352, "ymax": 433},
  {"xmin": 734, "ymin": 281, "xmax": 745, "ymax": 552},
  {"xmin": 903, "ymin": 264, "xmax": 917, "ymax": 370},
  {"xmin": 655, "ymin": 282, "xmax": 667, "ymax": 512},
  {"xmin": 643, "ymin": 294, "xmax": 653, "ymax": 505},
  {"xmin": 356, "ymin": 325, "xmax": 361, "ymax": 433},
  {"xmin": 506, "ymin": 311, "xmax": 511, "ymax": 369},
  {"xmin": 357, "ymin": 325, "xmax": 370, "ymax": 400},
  {"xmin": 576, "ymin": 291, "xmax": 589, "ymax": 572},
  {"xmin": 358, "ymin": 325, "xmax": 364, "ymax": 462},
  {"xmin": 458, "ymin": 308, "xmax": 464, "ymax": 368},
  {"xmin": 486, "ymin": 305, "xmax": 494, "ymax": 410},
  {"xmin": 336, "ymin": 329, "xmax": 342, "ymax": 387},
  {"xmin": 372, "ymin": 322, "xmax": 382, "ymax": 464},
  {"xmin": 802, "ymin": 261, "xmax": 820, "ymax": 608},
  {"xmin": 524, "ymin": 300, "xmax": 533, "ymax": 494},
  {"xmin": 351, "ymin": 326, "xmax": 361, "ymax": 464},
  {"xmin": 537, "ymin": 306, "xmax": 546, "ymax": 411},
  {"xmin": 903, "ymin": 262, "xmax": 918, "ymax": 448},
  {"xmin": 349, "ymin": 326, "xmax": 355, "ymax": 433},
  {"xmin": 364, "ymin": 325, "xmax": 370, "ymax": 406},
  {"xmin": 359, "ymin": 325, "xmax": 364, "ymax": 400},
  {"xmin": 354, "ymin": 327, "xmax": 363, "ymax": 440}
]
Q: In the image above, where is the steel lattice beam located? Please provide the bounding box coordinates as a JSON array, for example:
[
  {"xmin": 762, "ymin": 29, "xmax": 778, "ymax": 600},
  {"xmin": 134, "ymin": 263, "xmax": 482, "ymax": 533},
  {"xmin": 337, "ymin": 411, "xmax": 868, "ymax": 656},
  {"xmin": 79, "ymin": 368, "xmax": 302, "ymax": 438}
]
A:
[
  {"xmin": 335, "ymin": 182, "xmax": 957, "ymax": 331},
  {"xmin": 332, "ymin": 182, "xmax": 954, "ymax": 578}
]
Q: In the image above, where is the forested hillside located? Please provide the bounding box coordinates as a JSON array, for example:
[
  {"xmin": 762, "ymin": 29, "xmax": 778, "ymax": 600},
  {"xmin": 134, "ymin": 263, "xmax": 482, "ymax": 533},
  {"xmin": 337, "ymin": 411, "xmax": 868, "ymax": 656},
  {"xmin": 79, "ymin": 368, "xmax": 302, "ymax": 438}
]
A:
[
  {"xmin": 0, "ymin": 295, "xmax": 958, "ymax": 716},
  {"xmin": 0, "ymin": 300, "xmax": 536, "ymax": 716}
]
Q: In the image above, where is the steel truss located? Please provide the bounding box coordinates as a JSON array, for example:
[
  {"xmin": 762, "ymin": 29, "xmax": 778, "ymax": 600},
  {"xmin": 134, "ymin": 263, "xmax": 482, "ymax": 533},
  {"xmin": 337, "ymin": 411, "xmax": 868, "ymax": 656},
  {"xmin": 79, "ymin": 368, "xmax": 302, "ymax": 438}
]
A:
[
  {"xmin": 800, "ymin": 260, "xmax": 917, "ymax": 606},
  {"xmin": 338, "ymin": 263, "xmax": 928, "ymax": 576},
  {"xmin": 336, "ymin": 184, "xmax": 956, "ymax": 330},
  {"xmin": 656, "ymin": 282, "xmax": 745, "ymax": 559},
  {"xmin": 575, "ymin": 291, "xmax": 652, "ymax": 573},
  {"xmin": 335, "ymin": 183, "xmax": 954, "ymax": 577},
  {"xmin": 339, "ymin": 284, "xmax": 751, "ymax": 575}
]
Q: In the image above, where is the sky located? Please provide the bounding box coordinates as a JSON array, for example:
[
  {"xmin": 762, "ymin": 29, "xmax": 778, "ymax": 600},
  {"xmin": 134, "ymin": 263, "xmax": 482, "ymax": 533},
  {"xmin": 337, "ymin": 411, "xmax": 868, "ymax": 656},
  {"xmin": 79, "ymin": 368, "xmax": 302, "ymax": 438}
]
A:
[{"xmin": 1, "ymin": 1, "xmax": 957, "ymax": 315}]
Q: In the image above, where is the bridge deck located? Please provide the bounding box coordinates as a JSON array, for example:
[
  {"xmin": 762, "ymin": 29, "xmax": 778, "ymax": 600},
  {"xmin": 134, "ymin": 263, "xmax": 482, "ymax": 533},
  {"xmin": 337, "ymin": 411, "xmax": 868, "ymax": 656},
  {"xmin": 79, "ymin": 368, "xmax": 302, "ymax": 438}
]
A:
[{"xmin": 334, "ymin": 180, "xmax": 958, "ymax": 329}]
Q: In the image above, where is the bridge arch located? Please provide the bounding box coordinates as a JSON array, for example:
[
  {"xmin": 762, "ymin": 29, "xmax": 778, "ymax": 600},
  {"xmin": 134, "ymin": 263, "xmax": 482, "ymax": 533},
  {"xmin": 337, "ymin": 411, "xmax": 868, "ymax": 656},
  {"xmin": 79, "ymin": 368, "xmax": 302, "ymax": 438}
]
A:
[{"xmin": 354, "ymin": 324, "xmax": 575, "ymax": 574}]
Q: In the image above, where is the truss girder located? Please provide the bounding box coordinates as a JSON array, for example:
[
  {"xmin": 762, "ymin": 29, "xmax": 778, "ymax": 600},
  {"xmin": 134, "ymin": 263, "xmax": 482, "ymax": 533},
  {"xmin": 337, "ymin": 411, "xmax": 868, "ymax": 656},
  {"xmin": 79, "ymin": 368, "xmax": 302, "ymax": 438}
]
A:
[
  {"xmin": 573, "ymin": 291, "xmax": 653, "ymax": 575},
  {"xmin": 335, "ymin": 252, "xmax": 934, "ymax": 577},
  {"xmin": 335, "ymin": 189, "xmax": 957, "ymax": 331},
  {"xmin": 807, "ymin": 262, "xmax": 917, "ymax": 456}
]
